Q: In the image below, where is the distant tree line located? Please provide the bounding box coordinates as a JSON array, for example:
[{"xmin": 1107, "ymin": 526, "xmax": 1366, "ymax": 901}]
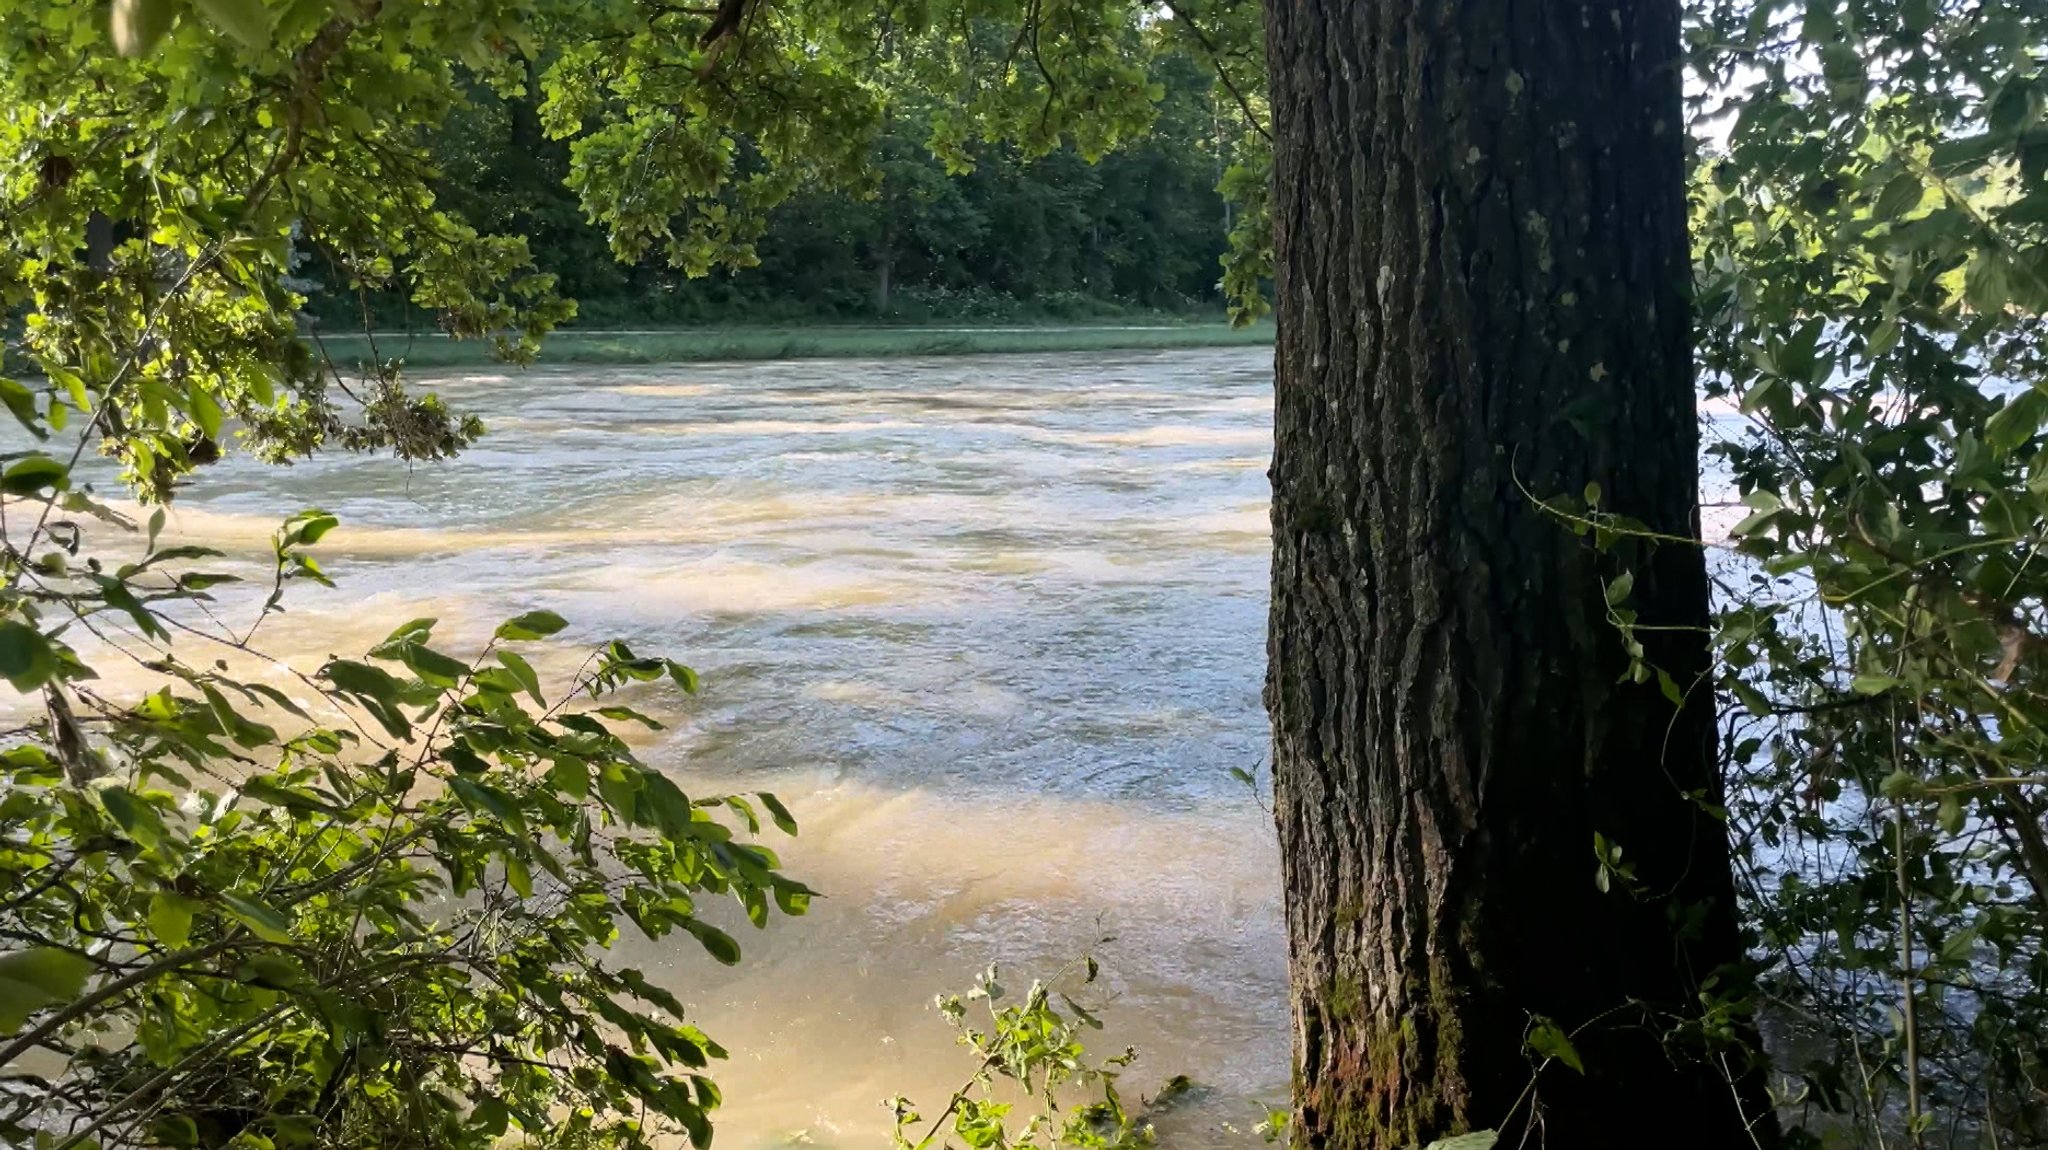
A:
[{"xmin": 322, "ymin": 54, "xmax": 1237, "ymax": 328}]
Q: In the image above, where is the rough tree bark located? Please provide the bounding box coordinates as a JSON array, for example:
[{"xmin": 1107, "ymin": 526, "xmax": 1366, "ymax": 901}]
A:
[{"xmin": 1263, "ymin": 2, "xmax": 1773, "ymax": 1147}]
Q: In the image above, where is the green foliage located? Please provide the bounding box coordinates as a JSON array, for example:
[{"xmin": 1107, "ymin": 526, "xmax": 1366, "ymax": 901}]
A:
[
  {"xmin": 0, "ymin": 5, "xmax": 874, "ymax": 1147},
  {"xmin": 0, "ymin": 0, "xmax": 587, "ymax": 502},
  {"xmin": 0, "ymin": 465, "xmax": 814, "ymax": 1149},
  {"xmin": 1, "ymin": 0, "xmax": 1270, "ymax": 468},
  {"xmin": 1684, "ymin": 0, "xmax": 2048, "ymax": 1143},
  {"xmin": 1216, "ymin": 136, "xmax": 1272, "ymax": 328},
  {"xmin": 889, "ymin": 957, "xmax": 1189, "ymax": 1150},
  {"xmin": 0, "ymin": 487, "xmax": 809, "ymax": 1149},
  {"xmin": 399, "ymin": 47, "xmax": 1241, "ymax": 327},
  {"xmin": 1148, "ymin": 1, "xmax": 1268, "ymax": 326}
]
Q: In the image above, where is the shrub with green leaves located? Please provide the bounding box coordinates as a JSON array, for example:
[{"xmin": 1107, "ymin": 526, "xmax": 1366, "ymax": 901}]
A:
[
  {"xmin": 888, "ymin": 958, "xmax": 1177, "ymax": 1150},
  {"xmin": 0, "ymin": 160, "xmax": 810, "ymax": 1135},
  {"xmin": 0, "ymin": 497, "xmax": 812, "ymax": 1150},
  {"xmin": 1, "ymin": 3, "xmax": 851, "ymax": 1145},
  {"xmin": 1685, "ymin": 0, "xmax": 2048, "ymax": 1143}
]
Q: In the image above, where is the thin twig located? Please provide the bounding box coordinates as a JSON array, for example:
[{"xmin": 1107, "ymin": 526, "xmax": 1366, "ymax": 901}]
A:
[{"xmin": 1159, "ymin": 0, "xmax": 1270, "ymax": 142}]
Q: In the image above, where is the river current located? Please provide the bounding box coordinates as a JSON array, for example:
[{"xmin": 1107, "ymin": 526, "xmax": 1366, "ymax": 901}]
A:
[{"xmin": 95, "ymin": 348, "xmax": 1293, "ymax": 1145}]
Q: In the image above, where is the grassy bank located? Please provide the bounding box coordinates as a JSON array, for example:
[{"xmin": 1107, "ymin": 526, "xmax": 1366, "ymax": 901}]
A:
[{"xmin": 312, "ymin": 321, "xmax": 1273, "ymax": 368}]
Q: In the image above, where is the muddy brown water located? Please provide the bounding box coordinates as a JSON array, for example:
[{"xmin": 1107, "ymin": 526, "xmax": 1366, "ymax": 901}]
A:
[{"xmin": 24, "ymin": 348, "xmax": 1294, "ymax": 1146}]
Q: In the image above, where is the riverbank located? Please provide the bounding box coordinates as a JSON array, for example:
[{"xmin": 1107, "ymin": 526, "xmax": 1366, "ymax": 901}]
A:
[{"xmin": 312, "ymin": 322, "xmax": 1274, "ymax": 368}]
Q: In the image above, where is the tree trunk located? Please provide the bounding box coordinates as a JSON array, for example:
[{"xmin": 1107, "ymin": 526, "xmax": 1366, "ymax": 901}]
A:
[
  {"xmin": 875, "ymin": 131, "xmax": 896, "ymax": 316},
  {"xmin": 1262, "ymin": 3, "xmax": 1773, "ymax": 1147},
  {"xmin": 875, "ymin": 217, "xmax": 894, "ymax": 316},
  {"xmin": 510, "ymin": 53, "xmax": 545, "ymax": 155}
]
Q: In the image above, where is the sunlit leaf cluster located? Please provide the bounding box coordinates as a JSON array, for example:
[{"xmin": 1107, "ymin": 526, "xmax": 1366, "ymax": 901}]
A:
[{"xmin": 889, "ymin": 956, "xmax": 1181, "ymax": 1150}]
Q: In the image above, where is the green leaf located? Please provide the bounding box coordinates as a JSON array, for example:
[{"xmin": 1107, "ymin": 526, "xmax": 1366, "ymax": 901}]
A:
[
  {"xmin": 504, "ymin": 855, "xmax": 534, "ymax": 899},
  {"xmin": 191, "ymin": 0, "xmax": 274, "ymax": 48},
  {"xmin": 383, "ymin": 617, "xmax": 438, "ymax": 644},
  {"xmin": 239, "ymin": 775, "xmax": 335, "ymax": 815},
  {"xmin": 235, "ymin": 952, "xmax": 310, "ymax": 991},
  {"xmin": 1526, "ymin": 1018, "xmax": 1584, "ymax": 1073},
  {"xmin": 548, "ymin": 759, "xmax": 590, "ymax": 800},
  {"xmin": 100, "ymin": 785, "xmax": 165, "ymax": 849},
  {"xmin": 96, "ymin": 576, "xmax": 168, "ymax": 641},
  {"xmin": 391, "ymin": 642, "xmax": 471, "ymax": 689},
  {"xmin": 1655, "ymin": 668, "xmax": 1685, "ymax": 708},
  {"xmin": 323, "ymin": 658, "xmax": 401, "ymax": 702},
  {"xmin": 619, "ymin": 968, "xmax": 689, "ymax": 1018},
  {"xmin": 1984, "ymin": 390, "xmax": 2047, "ymax": 455},
  {"xmin": 640, "ymin": 772, "xmax": 695, "ymax": 836},
  {"xmin": 202, "ymin": 684, "xmax": 279, "ymax": 748},
  {"xmin": 451, "ymin": 777, "xmax": 526, "ymax": 832},
  {"xmin": 1873, "ymin": 172, "xmax": 1924, "ymax": 219},
  {"xmin": 220, "ymin": 892, "xmax": 294, "ymax": 943},
  {"xmin": 279, "ymin": 510, "xmax": 338, "ymax": 549},
  {"xmin": 321, "ymin": 659, "xmax": 412, "ymax": 738},
  {"xmin": 682, "ymin": 919, "xmax": 742, "ymax": 965},
  {"xmin": 1964, "ymin": 250, "xmax": 2013, "ymax": 317},
  {"xmin": 240, "ymin": 681, "xmax": 311, "ymax": 720},
  {"xmin": 1940, "ymin": 926, "xmax": 1978, "ymax": 965},
  {"xmin": 0, "ymin": 455, "xmax": 69, "ymax": 495},
  {"xmin": 595, "ymin": 763, "xmax": 640, "ymax": 816},
  {"xmin": 1851, "ymin": 673, "xmax": 1901, "ymax": 696},
  {"xmin": 496, "ymin": 649, "xmax": 545, "ymax": 705},
  {"xmin": 495, "ymin": 610, "xmax": 568, "ymax": 641},
  {"xmin": 0, "ymin": 621, "xmax": 59, "ymax": 691},
  {"xmin": 149, "ymin": 893, "xmax": 200, "ymax": 949},
  {"xmin": 666, "ymin": 659, "xmax": 702, "ymax": 694},
  {"xmin": 1936, "ymin": 794, "xmax": 1964, "ymax": 836},
  {"xmin": 771, "ymin": 879, "xmax": 812, "ymax": 916},
  {"xmin": 595, "ymin": 705, "xmax": 665, "ymax": 729},
  {"xmin": 471, "ymin": 1096, "xmax": 512, "ymax": 1138},
  {"xmin": 1604, "ymin": 571, "xmax": 1634, "ymax": 606},
  {"xmin": 186, "ymin": 381, "xmax": 223, "ymax": 440},
  {"xmin": 0, "ymin": 379, "xmax": 46, "ymax": 438},
  {"xmin": 0, "ymin": 948, "xmax": 94, "ymax": 1036},
  {"xmin": 1731, "ymin": 681, "xmax": 1772, "ymax": 717},
  {"xmin": 125, "ymin": 545, "xmax": 227, "ymax": 576},
  {"xmin": 757, "ymin": 791, "xmax": 798, "ymax": 835},
  {"xmin": 151, "ymin": 1114, "xmax": 203, "ymax": 1147}
]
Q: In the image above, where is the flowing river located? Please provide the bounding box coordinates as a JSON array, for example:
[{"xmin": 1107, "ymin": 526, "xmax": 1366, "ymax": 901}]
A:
[{"xmin": 86, "ymin": 347, "xmax": 1292, "ymax": 1146}]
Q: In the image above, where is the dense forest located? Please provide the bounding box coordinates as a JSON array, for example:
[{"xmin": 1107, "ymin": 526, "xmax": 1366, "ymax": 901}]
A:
[{"xmin": 333, "ymin": 55, "xmax": 1237, "ymax": 327}]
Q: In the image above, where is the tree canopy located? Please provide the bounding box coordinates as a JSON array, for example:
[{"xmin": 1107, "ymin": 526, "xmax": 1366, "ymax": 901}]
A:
[{"xmin": 0, "ymin": 3, "xmax": 1258, "ymax": 1147}]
